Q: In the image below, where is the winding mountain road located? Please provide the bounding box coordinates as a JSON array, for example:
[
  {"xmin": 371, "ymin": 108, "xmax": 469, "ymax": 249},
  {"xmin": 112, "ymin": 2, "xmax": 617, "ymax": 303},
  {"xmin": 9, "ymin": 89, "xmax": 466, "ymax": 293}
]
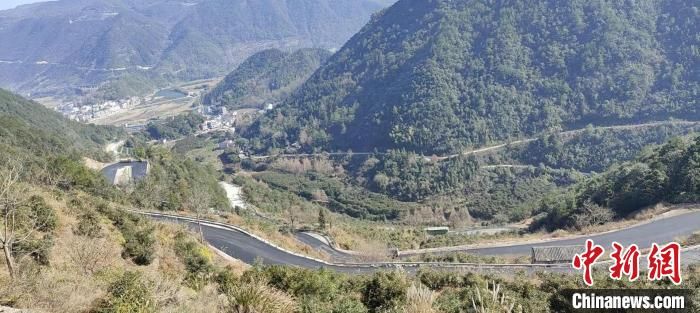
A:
[{"xmin": 143, "ymin": 208, "xmax": 700, "ymax": 273}]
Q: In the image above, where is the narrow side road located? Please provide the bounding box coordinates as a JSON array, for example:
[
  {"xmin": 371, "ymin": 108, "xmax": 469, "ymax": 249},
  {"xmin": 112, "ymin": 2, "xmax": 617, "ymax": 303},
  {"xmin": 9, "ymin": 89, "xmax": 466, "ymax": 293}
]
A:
[{"xmin": 246, "ymin": 120, "xmax": 700, "ymax": 161}]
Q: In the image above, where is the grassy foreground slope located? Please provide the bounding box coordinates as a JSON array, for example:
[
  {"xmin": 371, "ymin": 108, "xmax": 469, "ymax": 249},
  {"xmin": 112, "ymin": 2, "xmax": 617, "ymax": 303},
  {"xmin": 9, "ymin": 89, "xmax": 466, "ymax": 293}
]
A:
[{"xmin": 0, "ymin": 90, "xmax": 243, "ymax": 311}]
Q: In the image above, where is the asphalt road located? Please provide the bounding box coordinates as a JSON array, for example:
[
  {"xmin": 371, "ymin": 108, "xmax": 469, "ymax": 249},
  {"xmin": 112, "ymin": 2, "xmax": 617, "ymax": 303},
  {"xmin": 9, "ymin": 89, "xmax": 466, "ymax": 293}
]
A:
[
  {"xmin": 149, "ymin": 214, "xmax": 379, "ymax": 274},
  {"xmin": 294, "ymin": 232, "xmax": 358, "ymax": 262},
  {"xmin": 294, "ymin": 211, "xmax": 700, "ymax": 259},
  {"xmin": 397, "ymin": 210, "xmax": 700, "ymax": 257},
  {"xmin": 145, "ymin": 210, "xmax": 700, "ymax": 273}
]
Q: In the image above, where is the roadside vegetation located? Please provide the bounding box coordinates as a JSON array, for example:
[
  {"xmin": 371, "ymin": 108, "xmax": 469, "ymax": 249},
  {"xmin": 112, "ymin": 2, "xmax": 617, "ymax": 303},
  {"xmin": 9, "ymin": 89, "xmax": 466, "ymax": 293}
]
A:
[
  {"xmin": 512, "ymin": 123, "xmax": 700, "ymax": 173},
  {"xmin": 145, "ymin": 113, "xmax": 205, "ymax": 141},
  {"xmin": 131, "ymin": 145, "xmax": 230, "ymax": 213},
  {"xmin": 532, "ymin": 135, "xmax": 700, "ymax": 232},
  {"xmin": 204, "ymin": 126, "xmax": 700, "ymax": 253}
]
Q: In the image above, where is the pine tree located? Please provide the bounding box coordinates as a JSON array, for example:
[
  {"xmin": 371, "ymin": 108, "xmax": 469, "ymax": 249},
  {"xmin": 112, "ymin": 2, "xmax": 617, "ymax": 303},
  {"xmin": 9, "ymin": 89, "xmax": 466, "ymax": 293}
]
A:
[{"xmin": 318, "ymin": 208, "xmax": 327, "ymax": 231}]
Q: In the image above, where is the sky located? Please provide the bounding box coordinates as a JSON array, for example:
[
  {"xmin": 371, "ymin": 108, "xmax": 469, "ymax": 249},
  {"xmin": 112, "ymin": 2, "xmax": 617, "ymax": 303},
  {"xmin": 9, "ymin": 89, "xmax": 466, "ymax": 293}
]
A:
[{"xmin": 0, "ymin": 0, "xmax": 47, "ymax": 11}]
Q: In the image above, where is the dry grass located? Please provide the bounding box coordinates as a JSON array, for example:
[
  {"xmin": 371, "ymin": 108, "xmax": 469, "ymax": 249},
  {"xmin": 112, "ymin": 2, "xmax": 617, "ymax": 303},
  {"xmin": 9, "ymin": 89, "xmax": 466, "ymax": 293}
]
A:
[
  {"xmin": 269, "ymin": 157, "xmax": 339, "ymax": 176},
  {"xmin": 678, "ymin": 232, "xmax": 700, "ymax": 246},
  {"xmin": 225, "ymin": 280, "xmax": 297, "ymax": 313},
  {"xmin": 403, "ymin": 284, "xmax": 438, "ymax": 313},
  {"xmin": 0, "ymin": 264, "xmax": 106, "ymax": 312},
  {"xmin": 91, "ymin": 98, "xmax": 193, "ymax": 126},
  {"xmin": 0, "ymin": 188, "xmax": 248, "ymax": 313},
  {"xmin": 469, "ymin": 281, "xmax": 522, "ymax": 313},
  {"xmin": 82, "ymin": 157, "xmax": 109, "ymax": 171}
]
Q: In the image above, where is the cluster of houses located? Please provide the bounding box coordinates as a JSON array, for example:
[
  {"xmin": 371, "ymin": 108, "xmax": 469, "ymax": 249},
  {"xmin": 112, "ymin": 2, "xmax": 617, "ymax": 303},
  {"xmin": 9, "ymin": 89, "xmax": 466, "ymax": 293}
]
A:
[
  {"xmin": 57, "ymin": 96, "xmax": 142, "ymax": 121},
  {"xmin": 199, "ymin": 106, "xmax": 237, "ymax": 133}
]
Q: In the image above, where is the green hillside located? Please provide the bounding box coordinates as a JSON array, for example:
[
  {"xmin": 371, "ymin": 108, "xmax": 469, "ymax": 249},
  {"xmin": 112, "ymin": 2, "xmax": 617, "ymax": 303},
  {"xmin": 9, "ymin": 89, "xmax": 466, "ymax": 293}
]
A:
[
  {"xmin": 203, "ymin": 48, "xmax": 331, "ymax": 109},
  {"xmin": 0, "ymin": 89, "xmax": 228, "ymax": 212},
  {"xmin": 534, "ymin": 134, "xmax": 700, "ymax": 231},
  {"xmin": 249, "ymin": 0, "xmax": 699, "ymax": 154},
  {"xmin": 0, "ymin": 89, "xmax": 123, "ymax": 158}
]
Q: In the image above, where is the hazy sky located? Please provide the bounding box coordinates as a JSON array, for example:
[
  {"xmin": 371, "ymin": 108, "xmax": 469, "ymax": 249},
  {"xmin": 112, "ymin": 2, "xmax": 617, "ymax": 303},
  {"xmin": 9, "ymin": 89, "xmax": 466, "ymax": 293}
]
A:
[{"xmin": 0, "ymin": 0, "xmax": 46, "ymax": 11}]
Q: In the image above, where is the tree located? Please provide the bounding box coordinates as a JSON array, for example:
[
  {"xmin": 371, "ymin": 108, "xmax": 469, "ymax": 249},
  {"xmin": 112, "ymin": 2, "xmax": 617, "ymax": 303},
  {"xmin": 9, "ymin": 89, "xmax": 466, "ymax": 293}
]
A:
[
  {"xmin": 0, "ymin": 160, "xmax": 24, "ymax": 278},
  {"xmin": 318, "ymin": 208, "xmax": 327, "ymax": 231},
  {"xmin": 183, "ymin": 183, "xmax": 213, "ymax": 243},
  {"xmin": 286, "ymin": 206, "xmax": 300, "ymax": 230},
  {"xmin": 0, "ymin": 160, "xmax": 55, "ymax": 279}
]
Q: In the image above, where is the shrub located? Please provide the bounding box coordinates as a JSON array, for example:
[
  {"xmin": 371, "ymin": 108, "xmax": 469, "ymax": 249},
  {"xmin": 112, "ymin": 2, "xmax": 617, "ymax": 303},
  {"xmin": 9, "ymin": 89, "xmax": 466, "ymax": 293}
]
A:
[
  {"xmin": 216, "ymin": 267, "xmax": 240, "ymax": 295},
  {"xmin": 93, "ymin": 271, "xmax": 155, "ymax": 313},
  {"xmin": 99, "ymin": 208, "xmax": 157, "ymax": 266},
  {"xmin": 173, "ymin": 232, "xmax": 214, "ymax": 290},
  {"xmin": 120, "ymin": 220, "xmax": 156, "ymax": 266},
  {"xmin": 418, "ymin": 270, "xmax": 464, "ymax": 290},
  {"xmin": 67, "ymin": 237, "xmax": 113, "ymax": 275},
  {"xmin": 74, "ymin": 210, "xmax": 103, "ymax": 238},
  {"xmin": 331, "ymin": 298, "xmax": 368, "ymax": 313},
  {"xmin": 10, "ymin": 195, "xmax": 57, "ymax": 266},
  {"xmin": 262, "ymin": 266, "xmax": 339, "ymax": 301},
  {"xmin": 361, "ymin": 271, "xmax": 409, "ymax": 313},
  {"xmin": 27, "ymin": 195, "xmax": 58, "ymax": 232},
  {"xmin": 12, "ymin": 234, "xmax": 53, "ymax": 266}
]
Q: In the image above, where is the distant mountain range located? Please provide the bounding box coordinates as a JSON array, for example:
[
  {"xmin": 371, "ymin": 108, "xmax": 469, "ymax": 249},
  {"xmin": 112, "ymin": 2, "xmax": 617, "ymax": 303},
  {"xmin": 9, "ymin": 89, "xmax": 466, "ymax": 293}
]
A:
[
  {"xmin": 202, "ymin": 48, "xmax": 331, "ymax": 109},
  {"xmin": 249, "ymin": 0, "xmax": 699, "ymax": 154},
  {"xmin": 0, "ymin": 0, "xmax": 394, "ymax": 97}
]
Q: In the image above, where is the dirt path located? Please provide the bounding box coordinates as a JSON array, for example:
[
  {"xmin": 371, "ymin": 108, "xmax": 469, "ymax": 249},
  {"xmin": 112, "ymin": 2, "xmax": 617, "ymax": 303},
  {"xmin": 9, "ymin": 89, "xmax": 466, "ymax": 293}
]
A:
[
  {"xmin": 439, "ymin": 120, "xmax": 700, "ymax": 160},
  {"xmin": 219, "ymin": 181, "xmax": 248, "ymax": 209},
  {"xmin": 248, "ymin": 120, "xmax": 700, "ymax": 161}
]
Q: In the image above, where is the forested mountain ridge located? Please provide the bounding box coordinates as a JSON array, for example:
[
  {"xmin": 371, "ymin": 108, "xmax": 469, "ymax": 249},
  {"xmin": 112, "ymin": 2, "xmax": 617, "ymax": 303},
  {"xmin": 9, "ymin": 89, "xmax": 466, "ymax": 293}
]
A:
[
  {"xmin": 249, "ymin": 0, "xmax": 699, "ymax": 155},
  {"xmin": 0, "ymin": 0, "xmax": 392, "ymax": 95},
  {"xmin": 202, "ymin": 48, "xmax": 332, "ymax": 109}
]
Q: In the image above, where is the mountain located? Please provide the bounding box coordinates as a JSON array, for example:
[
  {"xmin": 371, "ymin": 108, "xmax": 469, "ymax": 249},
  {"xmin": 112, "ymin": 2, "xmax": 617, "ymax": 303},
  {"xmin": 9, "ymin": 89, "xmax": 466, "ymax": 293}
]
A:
[
  {"xmin": 202, "ymin": 48, "xmax": 331, "ymax": 109},
  {"xmin": 0, "ymin": 89, "xmax": 123, "ymax": 156},
  {"xmin": 249, "ymin": 0, "xmax": 699, "ymax": 154},
  {"xmin": 0, "ymin": 0, "xmax": 393, "ymax": 96}
]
